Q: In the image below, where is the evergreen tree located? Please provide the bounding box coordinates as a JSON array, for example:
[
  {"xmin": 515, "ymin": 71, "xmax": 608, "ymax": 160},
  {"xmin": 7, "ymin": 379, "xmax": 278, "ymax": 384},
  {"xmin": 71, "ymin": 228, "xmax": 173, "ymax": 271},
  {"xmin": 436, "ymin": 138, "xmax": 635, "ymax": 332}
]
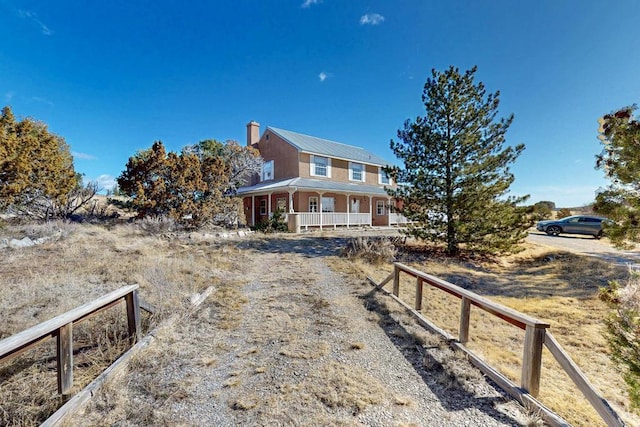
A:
[
  {"xmin": 531, "ymin": 201, "xmax": 554, "ymax": 221},
  {"xmin": 117, "ymin": 141, "xmax": 233, "ymax": 227},
  {"xmin": 594, "ymin": 105, "xmax": 640, "ymax": 410},
  {"xmin": 594, "ymin": 105, "xmax": 640, "ymax": 247},
  {"xmin": 386, "ymin": 66, "xmax": 529, "ymax": 256},
  {"xmin": 0, "ymin": 106, "xmax": 78, "ymax": 217}
]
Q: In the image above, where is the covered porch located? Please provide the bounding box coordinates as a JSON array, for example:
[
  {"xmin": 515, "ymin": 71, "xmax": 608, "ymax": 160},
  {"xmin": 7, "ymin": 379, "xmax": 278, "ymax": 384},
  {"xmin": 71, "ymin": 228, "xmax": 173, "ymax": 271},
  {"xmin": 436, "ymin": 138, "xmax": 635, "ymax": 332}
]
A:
[{"xmin": 238, "ymin": 178, "xmax": 407, "ymax": 232}]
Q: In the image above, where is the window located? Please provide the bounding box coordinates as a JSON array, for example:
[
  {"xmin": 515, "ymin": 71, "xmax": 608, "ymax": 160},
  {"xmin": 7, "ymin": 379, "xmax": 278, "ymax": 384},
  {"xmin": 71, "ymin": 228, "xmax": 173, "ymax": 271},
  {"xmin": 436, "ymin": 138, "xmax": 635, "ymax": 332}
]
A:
[
  {"xmin": 379, "ymin": 167, "xmax": 391, "ymax": 185},
  {"xmin": 309, "ymin": 197, "xmax": 318, "ymax": 213},
  {"xmin": 376, "ymin": 200, "xmax": 386, "ymax": 215},
  {"xmin": 321, "ymin": 197, "xmax": 335, "ymax": 213},
  {"xmin": 276, "ymin": 197, "xmax": 286, "ymax": 211},
  {"xmin": 259, "ymin": 199, "xmax": 267, "ymax": 215},
  {"xmin": 261, "ymin": 160, "xmax": 274, "ymax": 181},
  {"xmin": 311, "ymin": 155, "xmax": 330, "ymax": 177},
  {"xmin": 349, "ymin": 162, "xmax": 365, "ymax": 182}
]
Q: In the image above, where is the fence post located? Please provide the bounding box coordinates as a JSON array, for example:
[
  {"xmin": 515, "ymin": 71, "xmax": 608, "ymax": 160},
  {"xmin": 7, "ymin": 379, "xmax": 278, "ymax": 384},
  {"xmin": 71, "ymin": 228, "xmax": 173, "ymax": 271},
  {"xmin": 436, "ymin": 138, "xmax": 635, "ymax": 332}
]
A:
[
  {"xmin": 56, "ymin": 323, "xmax": 73, "ymax": 395},
  {"xmin": 393, "ymin": 265, "xmax": 400, "ymax": 297},
  {"xmin": 459, "ymin": 297, "xmax": 471, "ymax": 344},
  {"xmin": 521, "ymin": 324, "xmax": 547, "ymax": 397},
  {"xmin": 415, "ymin": 277, "xmax": 423, "ymax": 310},
  {"xmin": 125, "ymin": 290, "xmax": 141, "ymax": 343}
]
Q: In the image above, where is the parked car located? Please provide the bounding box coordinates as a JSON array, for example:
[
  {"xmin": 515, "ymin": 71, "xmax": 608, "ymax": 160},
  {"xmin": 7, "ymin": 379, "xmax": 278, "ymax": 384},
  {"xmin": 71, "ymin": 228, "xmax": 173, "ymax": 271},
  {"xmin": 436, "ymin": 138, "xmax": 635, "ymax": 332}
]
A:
[{"xmin": 536, "ymin": 215, "xmax": 611, "ymax": 239}]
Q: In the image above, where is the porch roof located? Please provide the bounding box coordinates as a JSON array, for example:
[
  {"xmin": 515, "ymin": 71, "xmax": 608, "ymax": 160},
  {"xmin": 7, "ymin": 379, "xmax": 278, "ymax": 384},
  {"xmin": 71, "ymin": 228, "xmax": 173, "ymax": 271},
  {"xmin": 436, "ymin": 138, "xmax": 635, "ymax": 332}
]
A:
[{"xmin": 237, "ymin": 177, "xmax": 390, "ymax": 197}]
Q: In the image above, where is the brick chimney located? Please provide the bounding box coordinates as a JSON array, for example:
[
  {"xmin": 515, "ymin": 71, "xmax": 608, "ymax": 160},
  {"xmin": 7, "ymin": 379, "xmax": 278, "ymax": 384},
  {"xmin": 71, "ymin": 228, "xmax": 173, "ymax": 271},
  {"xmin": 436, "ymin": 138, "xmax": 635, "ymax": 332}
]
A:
[{"xmin": 246, "ymin": 121, "xmax": 260, "ymax": 146}]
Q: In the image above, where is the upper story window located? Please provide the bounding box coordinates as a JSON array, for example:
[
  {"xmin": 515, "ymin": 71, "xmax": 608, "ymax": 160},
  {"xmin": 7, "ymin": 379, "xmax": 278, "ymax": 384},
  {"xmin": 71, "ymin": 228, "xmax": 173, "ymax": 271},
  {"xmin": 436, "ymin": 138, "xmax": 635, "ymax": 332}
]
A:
[
  {"xmin": 379, "ymin": 167, "xmax": 391, "ymax": 185},
  {"xmin": 311, "ymin": 155, "xmax": 331, "ymax": 178},
  {"xmin": 349, "ymin": 162, "xmax": 365, "ymax": 182},
  {"xmin": 261, "ymin": 160, "xmax": 274, "ymax": 181}
]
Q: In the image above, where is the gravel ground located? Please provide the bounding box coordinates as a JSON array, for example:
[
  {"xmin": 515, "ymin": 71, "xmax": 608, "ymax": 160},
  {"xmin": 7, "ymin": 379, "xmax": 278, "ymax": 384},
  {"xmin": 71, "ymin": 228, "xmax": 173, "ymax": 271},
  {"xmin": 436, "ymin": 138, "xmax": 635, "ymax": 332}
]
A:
[
  {"xmin": 76, "ymin": 235, "xmax": 531, "ymax": 426},
  {"xmin": 527, "ymin": 230, "xmax": 640, "ymax": 266}
]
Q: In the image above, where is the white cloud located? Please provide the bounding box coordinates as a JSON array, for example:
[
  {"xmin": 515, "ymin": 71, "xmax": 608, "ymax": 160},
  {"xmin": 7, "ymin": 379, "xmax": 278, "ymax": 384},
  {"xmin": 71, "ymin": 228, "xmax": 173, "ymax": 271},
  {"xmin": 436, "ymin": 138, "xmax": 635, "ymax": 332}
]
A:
[
  {"xmin": 301, "ymin": 0, "xmax": 321, "ymax": 8},
  {"xmin": 4, "ymin": 91, "xmax": 15, "ymax": 102},
  {"xmin": 318, "ymin": 72, "xmax": 328, "ymax": 82},
  {"xmin": 360, "ymin": 13, "xmax": 385, "ymax": 25},
  {"xmin": 17, "ymin": 9, "xmax": 53, "ymax": 35},
  {"xmin": 72, "ymin": 151, "xmax": 97, "ymax": 160}
]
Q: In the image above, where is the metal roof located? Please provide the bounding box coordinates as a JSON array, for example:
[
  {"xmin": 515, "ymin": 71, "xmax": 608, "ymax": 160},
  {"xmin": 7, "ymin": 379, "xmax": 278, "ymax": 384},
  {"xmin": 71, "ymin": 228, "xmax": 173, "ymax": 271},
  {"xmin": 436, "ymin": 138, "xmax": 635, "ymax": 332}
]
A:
[
  {"xmin": 237, "ymin": 177, "xmax": 390, "ymax": 196},
  {"xmin": 267, "ymin": 127, "xmax": 391, "ymax": 166}
]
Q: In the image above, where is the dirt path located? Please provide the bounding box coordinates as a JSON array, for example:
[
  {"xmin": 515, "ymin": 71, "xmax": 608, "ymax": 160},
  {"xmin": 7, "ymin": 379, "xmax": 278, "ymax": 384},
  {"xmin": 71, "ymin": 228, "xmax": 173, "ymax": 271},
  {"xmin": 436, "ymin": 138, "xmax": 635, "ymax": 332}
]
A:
[{"xmin": 77, "ymin": 236, "xmax": 529, "ymax": 426}]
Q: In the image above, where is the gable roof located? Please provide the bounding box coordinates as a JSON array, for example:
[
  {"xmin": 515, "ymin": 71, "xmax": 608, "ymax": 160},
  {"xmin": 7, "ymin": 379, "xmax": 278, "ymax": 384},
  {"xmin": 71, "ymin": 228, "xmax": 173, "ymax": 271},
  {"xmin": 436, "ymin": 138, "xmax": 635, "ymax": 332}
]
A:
[{"xmin": 267, "ymin": 127, "xmax": 391, "ymax": 166}]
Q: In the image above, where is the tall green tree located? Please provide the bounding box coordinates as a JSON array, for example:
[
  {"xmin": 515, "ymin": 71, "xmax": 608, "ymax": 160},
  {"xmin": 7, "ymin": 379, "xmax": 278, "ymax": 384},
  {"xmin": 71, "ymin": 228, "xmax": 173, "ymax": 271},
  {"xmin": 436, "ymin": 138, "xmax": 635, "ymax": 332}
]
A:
[
  {"xmin": 0, "ymin": 106, "xmax": 80, "ymax": 217},
  {"xmin": 386, "ymin": 66, "xmax": 529, "ymax": 256},
  {"xmin": 594, "ymin": 105, "xmax": 640, "ymax": 247}
]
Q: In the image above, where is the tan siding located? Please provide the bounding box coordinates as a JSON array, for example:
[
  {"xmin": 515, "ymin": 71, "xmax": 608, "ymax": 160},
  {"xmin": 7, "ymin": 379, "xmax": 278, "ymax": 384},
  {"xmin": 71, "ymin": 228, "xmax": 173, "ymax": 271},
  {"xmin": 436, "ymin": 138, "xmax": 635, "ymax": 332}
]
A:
[
  {"xmin": 365, "ymin": 164, "xmax": 378, "ymax": 185},
  {"xmin": 332, "ymin": 158, "xmax": 349, "ymax": 182},
  {"xmin": 299, "ymin": 153, "xmax": 311, "ymax": 178},
  {"xmin": 257, "ymin": 131, "xmax": 300, "ymax": 180}
]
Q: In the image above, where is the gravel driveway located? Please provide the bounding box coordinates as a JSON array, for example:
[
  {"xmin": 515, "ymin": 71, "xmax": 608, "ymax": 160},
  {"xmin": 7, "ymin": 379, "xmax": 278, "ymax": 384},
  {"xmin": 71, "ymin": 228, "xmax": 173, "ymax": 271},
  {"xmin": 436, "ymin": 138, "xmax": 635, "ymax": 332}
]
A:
[
  {"xmin": 527, "ymin": 230, "xmax": 640, "ymax": 266},
  {"xmin": 77, "ymin": 235, "xmax": 530, "ymax": 426}
]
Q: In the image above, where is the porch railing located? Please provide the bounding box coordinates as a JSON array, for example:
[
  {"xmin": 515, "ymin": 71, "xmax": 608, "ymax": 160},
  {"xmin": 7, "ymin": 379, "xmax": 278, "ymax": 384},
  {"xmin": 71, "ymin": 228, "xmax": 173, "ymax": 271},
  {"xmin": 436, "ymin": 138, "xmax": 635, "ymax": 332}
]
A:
[
  {"xmin": 296, "ymin": 212, "xmax": 371, "ymax": 229},
  {"xmin": 389, "ymin": 213, "xmax": 411, "ymax": 225}
]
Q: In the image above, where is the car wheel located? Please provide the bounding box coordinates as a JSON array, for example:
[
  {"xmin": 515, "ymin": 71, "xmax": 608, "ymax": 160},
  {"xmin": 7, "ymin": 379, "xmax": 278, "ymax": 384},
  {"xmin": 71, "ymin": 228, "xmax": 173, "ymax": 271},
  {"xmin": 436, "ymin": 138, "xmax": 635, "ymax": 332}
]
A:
[
  {"xmin": 596, "ymin": 231, "xmax": 603, "ymax": 239},
  {"xmin": 546, "ymin": 225, "xmax": 561, "ymax": 236}
]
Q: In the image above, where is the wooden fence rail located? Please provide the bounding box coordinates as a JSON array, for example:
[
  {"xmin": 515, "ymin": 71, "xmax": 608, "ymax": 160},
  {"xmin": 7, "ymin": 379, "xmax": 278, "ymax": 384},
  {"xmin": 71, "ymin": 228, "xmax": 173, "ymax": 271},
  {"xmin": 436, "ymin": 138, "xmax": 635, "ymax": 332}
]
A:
[
  {"xmin": 371, "ymin": 262, "xmax": 625, "ymax": 427},
  {"xmin": 0, "ymin": 284, "xmax": 141, "ymax": 396}
]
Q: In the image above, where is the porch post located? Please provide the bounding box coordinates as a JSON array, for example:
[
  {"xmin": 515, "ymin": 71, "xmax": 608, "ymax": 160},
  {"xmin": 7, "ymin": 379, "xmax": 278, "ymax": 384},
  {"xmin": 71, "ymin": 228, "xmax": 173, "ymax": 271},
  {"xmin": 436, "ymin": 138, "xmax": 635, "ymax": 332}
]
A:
[
  {"xmin": 368, "ymin": 196, "xmax": 373, "ymax": 227},
  {"xmin": 388, "ymin": 197, "xmax": 392, "ymax": 226},
  {"xmin": 288, "ymin": 190, "xmax": 295, "ymax": 213},
  {"xmin": 268, "ymin": 192, "xmax": 272, "ymax": 218},
  {"xmin": 251, "ymin": 195, "xmax": 255, "ymax": 226},
  {"xmin": 318, "ymin": 192, "xmax": 324, "ymax": 230},
  {"xmin": 346, "ymin": 194, "xmax": 351, "ymax": 229}
]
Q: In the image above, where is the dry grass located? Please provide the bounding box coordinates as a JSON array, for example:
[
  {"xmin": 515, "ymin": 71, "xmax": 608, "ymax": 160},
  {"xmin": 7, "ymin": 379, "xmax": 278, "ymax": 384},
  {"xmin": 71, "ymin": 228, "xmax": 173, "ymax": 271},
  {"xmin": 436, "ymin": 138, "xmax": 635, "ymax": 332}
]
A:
[
  {"xmin": 352, "ymin": 239, "xmax": 637, "ymax": 427},
  {"xmin": 0, "ymin": 221, "xmax": 245, "ymax": 426},
  {"xmin": 4, "ymin": 222, "xmax": 635, "ymax": 426}
]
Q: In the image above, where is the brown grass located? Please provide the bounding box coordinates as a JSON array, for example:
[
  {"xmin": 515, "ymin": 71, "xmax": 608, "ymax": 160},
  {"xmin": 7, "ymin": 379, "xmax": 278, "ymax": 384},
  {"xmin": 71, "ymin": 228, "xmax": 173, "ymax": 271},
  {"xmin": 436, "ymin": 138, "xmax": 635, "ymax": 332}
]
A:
[
  {"xmin": 351, "ymin": 239, "xmax": 637, "ymax": 427},
  {"xmin": 3, "ymin": 222, "xmax": 636, "ymax": 426},
  {"xmin": 0, "ymin": 221, "xmax": 246, "ymax": 426}
]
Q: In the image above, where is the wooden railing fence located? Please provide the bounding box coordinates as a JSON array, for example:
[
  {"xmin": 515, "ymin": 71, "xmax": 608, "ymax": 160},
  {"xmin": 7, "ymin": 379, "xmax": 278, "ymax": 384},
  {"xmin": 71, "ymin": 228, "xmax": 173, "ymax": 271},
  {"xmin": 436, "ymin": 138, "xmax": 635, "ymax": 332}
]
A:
[
  {"xmin": 370, "ymin": 262, "xmax": 625, "ymax": 427},
  {"xmin": 0, "ymin": 285, "xmax": 141, "ymax": 396}
]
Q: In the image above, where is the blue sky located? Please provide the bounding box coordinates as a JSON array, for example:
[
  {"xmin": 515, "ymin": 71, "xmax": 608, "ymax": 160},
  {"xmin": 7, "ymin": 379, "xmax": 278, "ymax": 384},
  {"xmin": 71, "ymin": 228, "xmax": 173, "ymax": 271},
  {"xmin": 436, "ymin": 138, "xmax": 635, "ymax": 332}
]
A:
[{"xmin": 2, "ymin": 0, "xmax": 639, "ymax": 207}]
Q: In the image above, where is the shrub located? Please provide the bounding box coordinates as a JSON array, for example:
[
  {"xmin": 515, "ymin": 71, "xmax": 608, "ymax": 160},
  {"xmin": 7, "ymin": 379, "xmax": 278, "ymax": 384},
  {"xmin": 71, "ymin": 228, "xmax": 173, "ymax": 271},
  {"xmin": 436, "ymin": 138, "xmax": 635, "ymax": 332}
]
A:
[
  {"xmin": 253, "ymin": 209, "xmax": 288, "ymax": 233},
  {"xmin": 342, "ymin": 236, "xmax": 398, "ymax": 264},
  {"xmin": 600, "ymin": 270, "xmax": 640, "ymax": 412},
  {"xmin": 557, "ymin": 208, "xmax": 572, "ymax": 219},
  {"xmin": 137, "ymin": 216, "xmax": 178, "ymax": 235}
]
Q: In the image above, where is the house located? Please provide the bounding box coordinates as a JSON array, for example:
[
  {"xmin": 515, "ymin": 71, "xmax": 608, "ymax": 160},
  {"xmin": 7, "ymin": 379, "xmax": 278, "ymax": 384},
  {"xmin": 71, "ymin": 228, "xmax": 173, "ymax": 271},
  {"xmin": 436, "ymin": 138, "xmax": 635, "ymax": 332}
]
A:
[{"xmin": 237, "ymin": 121, "xmax": 407, "ymax": 231}]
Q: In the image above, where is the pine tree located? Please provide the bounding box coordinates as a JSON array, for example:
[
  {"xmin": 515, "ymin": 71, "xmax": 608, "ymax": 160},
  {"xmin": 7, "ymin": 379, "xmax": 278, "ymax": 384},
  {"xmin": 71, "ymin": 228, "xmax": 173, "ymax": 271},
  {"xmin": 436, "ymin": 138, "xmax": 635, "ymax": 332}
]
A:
[
  {"xmin": 594, "ymin": 105, "xmax": 640, "ymax": 247},
  {"xmin": 386, "ymin": 66, "xmax": 529, "ymax": 256},
  {"xmin": 594, "ymin": 105, "xmax": 640, "ymax": 410}
]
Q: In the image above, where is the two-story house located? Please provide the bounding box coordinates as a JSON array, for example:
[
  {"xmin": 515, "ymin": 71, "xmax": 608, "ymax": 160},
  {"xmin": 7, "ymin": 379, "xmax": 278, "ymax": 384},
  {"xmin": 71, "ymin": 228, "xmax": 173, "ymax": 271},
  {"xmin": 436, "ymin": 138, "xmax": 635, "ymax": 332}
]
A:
[{"xmin": 238, "ymin": 121, "xmax": 406, "ymax": 231}]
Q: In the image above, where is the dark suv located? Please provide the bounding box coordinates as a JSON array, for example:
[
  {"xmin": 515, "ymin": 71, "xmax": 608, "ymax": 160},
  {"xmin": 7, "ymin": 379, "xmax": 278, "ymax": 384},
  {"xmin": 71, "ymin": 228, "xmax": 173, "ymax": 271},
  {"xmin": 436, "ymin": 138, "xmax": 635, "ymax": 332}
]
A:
[{"xmin": 536, "ymin": 215, "xmax": 610, "ymax": 239}]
